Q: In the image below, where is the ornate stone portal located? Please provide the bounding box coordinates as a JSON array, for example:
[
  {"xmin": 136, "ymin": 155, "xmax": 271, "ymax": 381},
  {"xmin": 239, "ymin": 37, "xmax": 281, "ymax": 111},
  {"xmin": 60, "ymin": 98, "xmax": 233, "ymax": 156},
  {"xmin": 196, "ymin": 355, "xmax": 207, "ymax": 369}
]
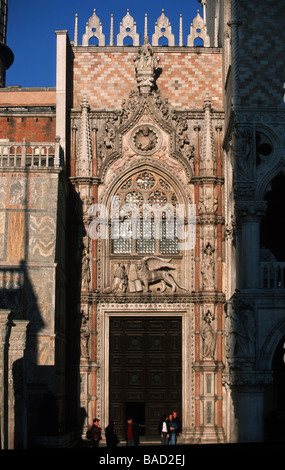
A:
[{"xmin": 70, "ymin": 22, "xmax": 226, "ymax": 443}]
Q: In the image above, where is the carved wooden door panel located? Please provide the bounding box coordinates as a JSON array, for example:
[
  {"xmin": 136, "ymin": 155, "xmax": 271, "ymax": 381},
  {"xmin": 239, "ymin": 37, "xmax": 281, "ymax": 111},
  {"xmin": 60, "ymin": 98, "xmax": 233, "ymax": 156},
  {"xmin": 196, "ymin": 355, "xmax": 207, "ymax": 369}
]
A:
[{"xmin": 109, "ymin": 317, "xmax": 182, "ymax": 439}]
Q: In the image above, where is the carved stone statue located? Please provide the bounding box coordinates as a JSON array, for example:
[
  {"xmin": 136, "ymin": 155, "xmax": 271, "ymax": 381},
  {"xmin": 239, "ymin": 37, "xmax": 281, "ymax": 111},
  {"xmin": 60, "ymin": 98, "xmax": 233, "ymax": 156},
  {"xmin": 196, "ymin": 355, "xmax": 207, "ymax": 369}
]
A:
[
  {"xmin": 224, "ymin": 301, "xmax": 256, "ymax": 368},
  {"xmin": 133, "ymin": 126, "xmax": 157, "ymax": 152},
  {"xmin": 201, "ymin": 243, "xmax": 215, "ymax": 289},
  {"xmin": 201, "ymin": 310, "xmax": 216, "ymax": 359},
  {"xmin": 133, "ymin": 36, "xmax": 160, "ymax": 94},
  {"xmin": 111, "ymin": 263, "xmax": 128, "ymax": 293},
  {"xmin": 127, "ymin": 261, "xmax": 142, "ymax": 293},
  {"xmin": 81, "ymin": 247, "xmax": 91, "ymax": 290},
  {"xmin": 80, "ymin": 309, "xmax": 90, "ymax": 359},
  {"xmin": 135, "ymin": 256, "xmax": 187, "ymax": 293}
]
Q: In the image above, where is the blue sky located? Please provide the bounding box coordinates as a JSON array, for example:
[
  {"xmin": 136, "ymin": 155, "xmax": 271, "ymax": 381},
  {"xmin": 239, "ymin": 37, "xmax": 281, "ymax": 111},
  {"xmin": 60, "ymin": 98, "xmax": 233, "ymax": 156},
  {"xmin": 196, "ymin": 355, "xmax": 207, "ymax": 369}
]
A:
[{"xmin": 6, "ymin": 0, "xmax": 201, "ymax": 88}]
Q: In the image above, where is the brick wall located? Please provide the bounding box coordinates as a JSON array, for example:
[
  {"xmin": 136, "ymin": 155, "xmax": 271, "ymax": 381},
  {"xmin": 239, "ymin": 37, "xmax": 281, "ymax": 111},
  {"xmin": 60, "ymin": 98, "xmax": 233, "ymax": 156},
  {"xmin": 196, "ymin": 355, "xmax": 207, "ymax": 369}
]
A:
[
  {"xmin": 72, "ymin": 47, "xmax": 223, "ymax": 110},
  {"xmin": 0, "ymin": 116, "xmax": 56, "ymax": 142},
  {"xmin": 0, "ymin": 88, "xmax": 56, "ymax": 142}
]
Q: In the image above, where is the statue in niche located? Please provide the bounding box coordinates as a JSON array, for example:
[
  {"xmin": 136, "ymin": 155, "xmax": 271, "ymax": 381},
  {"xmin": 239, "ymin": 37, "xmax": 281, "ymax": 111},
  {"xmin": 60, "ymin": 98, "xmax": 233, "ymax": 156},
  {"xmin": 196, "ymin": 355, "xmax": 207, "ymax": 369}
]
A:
[
  {"xmin": 233, "ymin": 126, "xmax": 252, "ymax": 179},
  {"xmin": 81, "ymin": 246, "xmax": 91, "ymax": 291},
  {"xmin": 111, "ymin": 263, "xmax": 128, "ymax": 293},
  {"xmin": 201, "ymin": 310, "xmax": 216, "ymax": 359},
  {"xmin": 224, "ymin": 302, "xmax": 255, "ymax": 360},
  {"xmin": 80, "ymin": 309, "xmax": 90, "ymax": 359},
  {"xmin": 135, "ymin": 256, "xmax": 187, "ymax": 293},
  {"xmin": 201, "ymin": 243, "xmax": 215, "ymax": 289}
]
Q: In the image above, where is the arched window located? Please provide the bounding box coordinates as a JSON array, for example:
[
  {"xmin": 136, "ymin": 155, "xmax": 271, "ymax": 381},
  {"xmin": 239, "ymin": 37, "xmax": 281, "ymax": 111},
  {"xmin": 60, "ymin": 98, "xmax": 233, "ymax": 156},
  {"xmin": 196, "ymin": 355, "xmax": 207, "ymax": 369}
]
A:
[{"xmin": 110, "ymin": 171, "xmax": 180, "ymax": 255}]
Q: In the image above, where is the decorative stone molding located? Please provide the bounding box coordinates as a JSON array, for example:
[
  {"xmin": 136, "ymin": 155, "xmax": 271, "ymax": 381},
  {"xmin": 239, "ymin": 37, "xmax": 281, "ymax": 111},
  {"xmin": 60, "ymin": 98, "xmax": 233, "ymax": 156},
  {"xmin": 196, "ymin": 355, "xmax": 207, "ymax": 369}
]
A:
[
  {"xmin": 234, "ymin": 182, "xmax": 256, "ymax": 201},
  {"xmin": 222, "ymin": 371, "xmax": 273, "ymax": 388}
]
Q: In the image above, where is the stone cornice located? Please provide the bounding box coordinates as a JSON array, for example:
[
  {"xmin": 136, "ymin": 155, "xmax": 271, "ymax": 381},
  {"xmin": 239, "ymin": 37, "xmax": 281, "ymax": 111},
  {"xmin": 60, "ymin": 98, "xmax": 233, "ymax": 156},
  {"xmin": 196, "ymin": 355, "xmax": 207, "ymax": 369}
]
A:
[{"xmin": 80, "ymin": 291, "xmax": 226, "ymax": 304}]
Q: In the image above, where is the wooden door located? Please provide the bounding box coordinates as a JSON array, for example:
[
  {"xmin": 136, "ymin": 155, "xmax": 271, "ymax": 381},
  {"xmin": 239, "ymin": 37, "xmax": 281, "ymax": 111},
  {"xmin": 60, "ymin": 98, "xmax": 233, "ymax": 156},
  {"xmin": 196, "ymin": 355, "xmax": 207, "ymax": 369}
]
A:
[{"xmin": 109, "ymin": 317, "xmax": 182, "ymax": 439}]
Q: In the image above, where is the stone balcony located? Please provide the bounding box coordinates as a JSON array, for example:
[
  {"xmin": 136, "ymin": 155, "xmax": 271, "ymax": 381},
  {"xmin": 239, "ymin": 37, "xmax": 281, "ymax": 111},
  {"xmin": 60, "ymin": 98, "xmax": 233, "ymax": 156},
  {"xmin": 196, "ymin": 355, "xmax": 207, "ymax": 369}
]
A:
[{"xmin": 0, "ymin": 137, "xmax": 61, "ymax": 168}]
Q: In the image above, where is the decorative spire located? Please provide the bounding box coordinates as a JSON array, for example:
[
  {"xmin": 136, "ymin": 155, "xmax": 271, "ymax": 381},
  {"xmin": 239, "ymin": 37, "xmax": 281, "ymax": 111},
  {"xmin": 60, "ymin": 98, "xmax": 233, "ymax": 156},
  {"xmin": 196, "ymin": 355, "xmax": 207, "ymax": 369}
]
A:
[
  {"xmin": 152, "ymin": 10, "xmax": 175, "ymax": 46},
  {"xmin": 110, "ymin": 14, "xmax": 114, "ymax": 46},
  {"xmin": 77, "ymin": 95, "xmax": 92, "ymax": 177},
  {"xmin": 74, "ymin": 13, "xmax": 78, "ymax": 46},
  {"xmin": 117, "ymin": 10, "xmax": 140, "ymax": 46},
  {"xmin": 187, "ymin": 10, "xmax": 210, "ymax": 46},
  {"xmin": 179, "ymin": 14, "xmax": 183, "ymax": 46},
  {"xmin": 82, "ymin": 9, "xmax": 105, "ymax": 46},
  {"xmin": 144, "ymin": 13, "xmax": 148, "ymax": 38},
  {"xmin": 200, "ymin": 94, "xmax": 215, "ymax": 175}
]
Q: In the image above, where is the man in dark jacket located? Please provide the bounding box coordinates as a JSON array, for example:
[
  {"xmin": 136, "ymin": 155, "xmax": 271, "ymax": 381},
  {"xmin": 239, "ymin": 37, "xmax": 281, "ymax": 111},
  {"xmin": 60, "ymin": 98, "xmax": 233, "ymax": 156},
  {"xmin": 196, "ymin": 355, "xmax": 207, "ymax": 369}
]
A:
[
  {"xmin": 90, "ymin": 418, "xmax": 102, "ymax": 447},
  {"xmin": 105, "ymin": 421, "xmax": 120, "ymax": 447},
  {"xmin": 172, "ymin": 410, "xmax": 182, "ymax": 437},
  {"xmin": 126, "ymin": 418, "xmax": 140, "ymax": 446}
]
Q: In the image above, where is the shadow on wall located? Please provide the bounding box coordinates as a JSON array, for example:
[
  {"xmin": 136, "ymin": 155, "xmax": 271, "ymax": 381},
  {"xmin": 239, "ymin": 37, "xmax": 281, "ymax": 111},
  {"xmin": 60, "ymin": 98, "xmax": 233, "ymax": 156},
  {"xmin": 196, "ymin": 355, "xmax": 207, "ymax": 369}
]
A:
[
  {"xmin": 0, "ymin": 259, "xmax": 65, "ymax": 448},
  {"xmin": 264, "ymin": 335, "xmax": 285, "ymax": 442}
]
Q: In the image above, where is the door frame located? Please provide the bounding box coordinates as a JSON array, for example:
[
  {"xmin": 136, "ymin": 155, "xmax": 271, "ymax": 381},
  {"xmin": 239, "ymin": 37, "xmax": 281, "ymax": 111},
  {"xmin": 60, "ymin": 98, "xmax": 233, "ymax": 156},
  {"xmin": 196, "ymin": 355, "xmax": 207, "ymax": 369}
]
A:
[{"xmin": 96, "ymin": 302, "xmax": 195, "ymax": 439}]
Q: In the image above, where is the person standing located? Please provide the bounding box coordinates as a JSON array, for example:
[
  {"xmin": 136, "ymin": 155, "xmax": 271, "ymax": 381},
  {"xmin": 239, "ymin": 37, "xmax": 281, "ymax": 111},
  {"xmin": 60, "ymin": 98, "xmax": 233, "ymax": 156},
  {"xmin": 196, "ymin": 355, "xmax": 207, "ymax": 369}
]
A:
[
  {"xmin": 158, "ymin": 415, "xmax": 170, "ymax": 445},
  {"xmin": 168, "ymin": 414, "xmax": 178, "ymax": 445},
  {"xmin": 90, "ymin": 418, "xmax": 102, "ymax": 447},
  {"xmin": 105, "ymin": 421, "xmax": 120, "ymax": 447},
  {"xmin": 126, "ymin": 418, "xmax": 140, "ymax": 446},
  {"xmin": 172, "ymin": 410, "xmax": 182, "ymax": 437}
]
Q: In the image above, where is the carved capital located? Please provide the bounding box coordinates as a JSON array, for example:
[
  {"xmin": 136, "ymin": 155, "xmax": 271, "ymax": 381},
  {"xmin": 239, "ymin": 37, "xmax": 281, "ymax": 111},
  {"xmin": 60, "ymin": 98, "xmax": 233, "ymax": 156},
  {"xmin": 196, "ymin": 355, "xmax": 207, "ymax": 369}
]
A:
[{"xmin": 236, "ymin": 200, "xmax": 267, "ymax": 221}]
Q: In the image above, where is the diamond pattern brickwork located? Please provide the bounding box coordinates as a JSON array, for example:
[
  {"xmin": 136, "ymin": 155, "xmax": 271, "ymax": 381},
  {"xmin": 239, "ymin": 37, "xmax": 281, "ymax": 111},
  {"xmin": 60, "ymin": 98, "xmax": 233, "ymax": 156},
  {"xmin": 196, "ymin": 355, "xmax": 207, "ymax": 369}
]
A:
[
  {"xmin": 238, "ymin": 0, "xmax": 285, "ymax": 107},
  {"xmin": 72, "ymin": 49, "xmax": 223, "ymax": 110}
]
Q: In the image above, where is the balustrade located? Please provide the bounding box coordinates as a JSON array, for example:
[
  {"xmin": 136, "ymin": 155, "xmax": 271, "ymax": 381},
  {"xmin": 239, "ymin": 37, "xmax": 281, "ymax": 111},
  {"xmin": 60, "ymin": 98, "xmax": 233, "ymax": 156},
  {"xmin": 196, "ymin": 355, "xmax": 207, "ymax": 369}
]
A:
[{"xmin": 0, "ymin": 138, "xmax": 61, "ymax": 168}]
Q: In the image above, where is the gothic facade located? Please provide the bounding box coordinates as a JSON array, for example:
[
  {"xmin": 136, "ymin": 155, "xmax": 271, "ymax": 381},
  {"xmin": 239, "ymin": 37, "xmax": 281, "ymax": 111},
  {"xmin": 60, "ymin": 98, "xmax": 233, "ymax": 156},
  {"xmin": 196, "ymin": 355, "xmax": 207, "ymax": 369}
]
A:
[{"xmin": 0, "ymin": 0, "xmax": 285, "ymax": 448}]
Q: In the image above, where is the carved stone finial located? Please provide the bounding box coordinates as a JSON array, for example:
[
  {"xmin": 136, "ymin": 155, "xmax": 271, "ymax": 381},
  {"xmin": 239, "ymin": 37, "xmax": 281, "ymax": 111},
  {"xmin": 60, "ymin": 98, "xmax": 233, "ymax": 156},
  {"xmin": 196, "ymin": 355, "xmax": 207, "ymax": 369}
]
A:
[
  {"xmin": 82, "ymin": 10, "xmax": 105, "ymax": 46},
  {"xmin": 117, "ymin": 10, "xmax": 140, "ymax": 46},
  {"xmin": 133, "ymin": 37, "xmax": 160, "ymax": 94},
  {"xmin": 187, "ymin": 10, "xmax": 210, "ymax": 46},
  {"xmin": 152, "ymin": 10, "xmax": 175, "ymax": 46}
]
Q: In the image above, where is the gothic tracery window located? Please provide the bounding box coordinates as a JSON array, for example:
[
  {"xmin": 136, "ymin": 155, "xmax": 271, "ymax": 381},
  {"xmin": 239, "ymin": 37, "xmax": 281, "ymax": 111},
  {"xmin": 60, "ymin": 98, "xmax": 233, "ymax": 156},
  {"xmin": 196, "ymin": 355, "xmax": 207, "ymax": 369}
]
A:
[{"xmin": 111, "ymin": 171, "xmax": 179, "ymax": 254}]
